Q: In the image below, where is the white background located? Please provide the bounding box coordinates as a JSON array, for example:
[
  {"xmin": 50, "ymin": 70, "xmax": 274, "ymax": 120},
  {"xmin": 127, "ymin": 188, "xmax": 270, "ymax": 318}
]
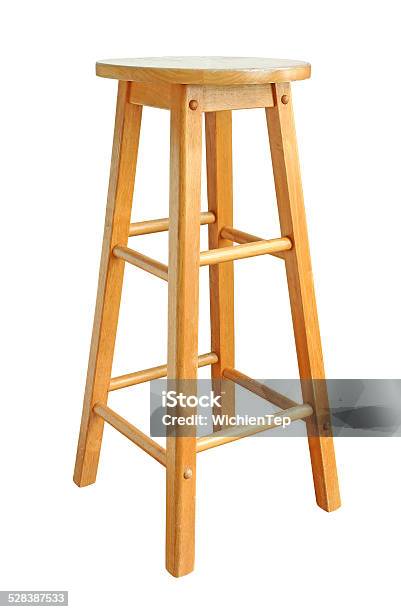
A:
[{"xmin": 1, "ymin": 1, "xmax": 401, "ymax": 610}]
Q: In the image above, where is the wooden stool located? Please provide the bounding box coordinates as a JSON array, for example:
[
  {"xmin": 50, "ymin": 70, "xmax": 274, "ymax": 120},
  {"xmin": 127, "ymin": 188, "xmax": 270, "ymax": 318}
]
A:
[{"xmin": 74, "ymin": 57, "xmax": 341, "ymax": 577}]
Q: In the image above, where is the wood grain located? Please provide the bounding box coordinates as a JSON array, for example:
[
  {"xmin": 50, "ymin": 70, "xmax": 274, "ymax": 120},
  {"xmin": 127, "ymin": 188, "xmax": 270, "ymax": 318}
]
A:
[
  {"xmin": 73, "ymin": 82, "xmax": 142, "ymax": 487},
  {"xmin": 199, "ymin": 236, "xmax": 292, "ymax": 265},
  {"xmin": 129, "ymin": 211, "xmax": 215, "ymax": 236},
  {"xmin": 96, "ymin": 56, "xmax": 311, "ymax": 85},
  {"xmin": 223, "ymin": 367, "xmax": 299, "ymax": 411},
  {"xmin": 196, "ymin": 403, "xmax": 313, "ymax": 452},
  {"xmin": 94, "ymin": 404, "xmax": 166, "ymax": 466},
  {"xmin": 220, "ymin": 225, "xmax": 286, "ymax": 260},
  {"xmin": 128, "ymin": 81, "xmax": 274, "ymax": 111},
  {"xmin": 109, "ymin": 352, "xmax": 218, "ymax": 391},
  {"xmin": 113, "ymin": 245, "xmax": 168, "ymax": 281},
  {"xmin": 129, "ymin": 80, "xmax": 173, "ymax": 109},
  {"xmin": 202, "ymin": 84, "xmax": 274, "ymax": 111},
  {"xmin": 205, "ymin": 111, "xmax": 235, "ymax": 428},
  {"xmin": 266, "ymin": 83, "xmax": 341, "ymax": 512},
  {"xmin": 166, "ymin": 84, "xmax": 203, "ymax": 577}
]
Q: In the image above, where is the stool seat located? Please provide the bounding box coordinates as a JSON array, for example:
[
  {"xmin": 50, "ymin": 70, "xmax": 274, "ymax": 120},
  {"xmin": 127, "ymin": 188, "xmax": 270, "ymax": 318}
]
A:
[{"xmin": 96, "ymin": 56, "xmax": 311, "ymax": 85}]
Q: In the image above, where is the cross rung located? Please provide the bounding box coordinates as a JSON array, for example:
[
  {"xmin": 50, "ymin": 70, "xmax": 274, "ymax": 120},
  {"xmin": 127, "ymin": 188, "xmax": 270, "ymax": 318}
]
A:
[
  {"xmin": 94, "ymin": 403, "xmax": 166, "ymax": 466},
  {"xmin": 109, "ymin": 351, "xmax": 218, "ymax": 391},
  {"xmin": 129, "ymin": 211, "xmax": 215, "ymax": 237},
  {"xmin": 196, "ymin": 403, "xmax": 313, "ymax": 453},
  {"xmin": 199, "ymin": 236, "xmax": 292, "ymax": 266},
  {"xmin": 114, "ymin": 235, "xmax": 291, "ymax": 281},
  {"xmin": 220, "ymin": 226, "xmax": 287, "ymax": 260},
  {"xmin": 113, "ymin": 245, "xmax": 168, "ymax": 281},
  {"xmin": 223, "ymin": 367, "xmax": 298, "ymax": 411}
]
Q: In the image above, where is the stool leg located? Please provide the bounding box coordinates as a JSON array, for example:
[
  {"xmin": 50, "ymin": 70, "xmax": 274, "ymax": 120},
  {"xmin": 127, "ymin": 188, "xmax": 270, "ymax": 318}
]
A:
[
  {"xmin": 266, "ymin": 83, "xmax": 341, "ymax": 512},
  {"xmin": 74, "ymin": 82, "xmax": 142, "ymax": 487},
  {"xmin": 205, "ymin": 111, "xmax": 235, "ymax": 429},
  {"xmin": 166, "ymin": 85, "xmax": 202, "ymax": 577}
]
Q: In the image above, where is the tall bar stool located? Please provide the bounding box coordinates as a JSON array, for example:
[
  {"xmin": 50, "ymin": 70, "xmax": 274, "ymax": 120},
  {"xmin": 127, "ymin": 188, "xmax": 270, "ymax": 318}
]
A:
[{"xmin": 74, "ymin": 57, "xmax": 341, "ymax": 577}]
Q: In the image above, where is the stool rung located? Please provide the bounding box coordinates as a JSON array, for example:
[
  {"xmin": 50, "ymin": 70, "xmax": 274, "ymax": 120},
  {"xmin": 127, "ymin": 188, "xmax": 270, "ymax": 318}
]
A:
[
  {"xmin": 220, "ymin": 226, "xmax": 287, "ymax": 260},
  {"xmin": 199, "ymin": 236, "xmax": 292, "ymax": 266},
  {"xmin": 94, "ymin": 403, "xmax": 166, "ymax": 466},
  {"xmin": 196, "ymin": 403, "xmax": 313, "ymax": 453},
  {"xmin": 113, "ymin": 245, "xmax": 168, "ymax": 281},
  {"xmin": 129, "ymin": 211, "xmax": 215, "ymax": 237},
  {"xmin": 223, "ymin": 367, "xmax": 298, "ymax": 411},
  {"xmin": 109, "ymin": 351, "xmax": 218, "ymax": 391}
]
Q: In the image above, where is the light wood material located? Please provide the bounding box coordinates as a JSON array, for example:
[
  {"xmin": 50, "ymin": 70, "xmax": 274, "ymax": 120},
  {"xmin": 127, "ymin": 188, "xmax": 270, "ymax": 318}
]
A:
[
  {"xmin": 220, "ymin": 225, "xmax": 286, "ymax": 260},
  {"xmin": 223, "ymin": 367, "xmax": 299, "ymax": 411},
  {"xmin": 76, "ymin": 61, "xmax": 340, "ymax": 577},
  {"xmin": 199, "ymin": 236, "xmax": 292, "ymax": 266},
  {"xmin": 113, "ymin": 245, "xmax": 168, "ymax": 281},
  {"xmin": 129, "ymin": 80, "xmax": 274, "ymax": 111},
  {"xmin": 205, "ymin": 111, "xmax": 235, "ymax": 428},
  {"xmin": 109, "ymin": 352, "xmax": 218, "ymax": 391},
  {"xmin": 96, "ymin": 57, "xmax": 311, "ymax": 85},
  {"xmin": 266, "ymin": 82, "xmax": 341, "ymax": 512},
  {"xmin": 129, "ymin": 211, "xmax": 215, "ymax": 236},
  {"xmin": 74, "ymin": 83, "xmax": 142, "ymax": 487},
  {"xmin": 220, "ymin": 226, "xmax": 264, "ymax": 244},
  {"xmin": 202, "ymin": 84, "xmax": 274, "ymax": 111},
  {"xmin": 129, "ymin": 81, "xmax": 173, "ymax": 109},
  {"xmin": 166, "ymin": 84, "xmax": 203, "ymax": 577},
  {"xmin": 196, "ymin": 403, "xmax": 313, "ymax": 452},
  {"xmin": 94, "ymin": 404, "xmax": 166, "ymax": 466}
]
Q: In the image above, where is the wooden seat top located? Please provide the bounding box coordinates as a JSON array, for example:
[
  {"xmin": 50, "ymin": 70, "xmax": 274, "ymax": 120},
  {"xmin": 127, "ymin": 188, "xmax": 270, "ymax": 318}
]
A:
[{"xmin": 96, "ymin": 56, "xmax": 311, "ymax": 85}]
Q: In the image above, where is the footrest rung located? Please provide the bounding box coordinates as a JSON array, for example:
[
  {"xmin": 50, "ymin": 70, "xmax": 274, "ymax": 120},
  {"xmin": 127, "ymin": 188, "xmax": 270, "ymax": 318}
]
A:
[
  {"xmin": 94, "ymin": 403, "xmax": 166, "ymax": 466},
  {"xmin": 220, "ymin": 226, "xmax": 287, "ymax": 260},
  {"xmin": 196, "ymin": 403, "xmax": 313, "ymax": 453},
  {"xmin": 113, "ymin": 245, "xmax": 168, "ymax": 281},
  {"xmin": 109, "ymin": 351, "xmax": 218, "ymax": 391},
  {"xmin": 199, "ymin": 236, "xmax": 292, "ymax": 266},
  {"xmin": 223, "ymin": 367, "xmax": 298, "ymax": 411}
]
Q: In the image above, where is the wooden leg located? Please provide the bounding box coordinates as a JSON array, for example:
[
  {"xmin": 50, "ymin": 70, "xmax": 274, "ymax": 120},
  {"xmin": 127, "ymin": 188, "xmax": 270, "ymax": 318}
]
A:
[
  {"xmin": 74, "ymin": 82, "xmax": 142, "ymax": 487},
  {"xmin": 205, "ymin": 111, "xmax": 235, "ymax": 429},
  {"xmin": 265, "ymin": 83, "xmax": 341, "ymax": 512},
  {"xmin": 166, "ymin": 85, "xmax": 202, "ymax": 577}
]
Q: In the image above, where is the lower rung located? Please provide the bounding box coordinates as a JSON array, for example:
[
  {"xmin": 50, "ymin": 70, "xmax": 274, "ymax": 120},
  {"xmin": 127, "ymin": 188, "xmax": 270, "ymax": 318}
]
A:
[
  {"xmin": 196, "ymin": 403, "xmax": 313, "ymax": 453},
  {"xmin": 199, "ymin": 236, "xmax": 292, "ymax": 266},
  {"xmin": 113, "ymin": 245, "xmax": 168, "ymax": 281},
  {"xmin": 223, "ymin": 367, "xmax": 298, "ymax": 411},
  {"xmin": 94, "ymin": 403, "xmax": 166, "ymax": 466},
  {"xmin": 220, "ymin": 226, "xmax": 287, "ymax": 260}
]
